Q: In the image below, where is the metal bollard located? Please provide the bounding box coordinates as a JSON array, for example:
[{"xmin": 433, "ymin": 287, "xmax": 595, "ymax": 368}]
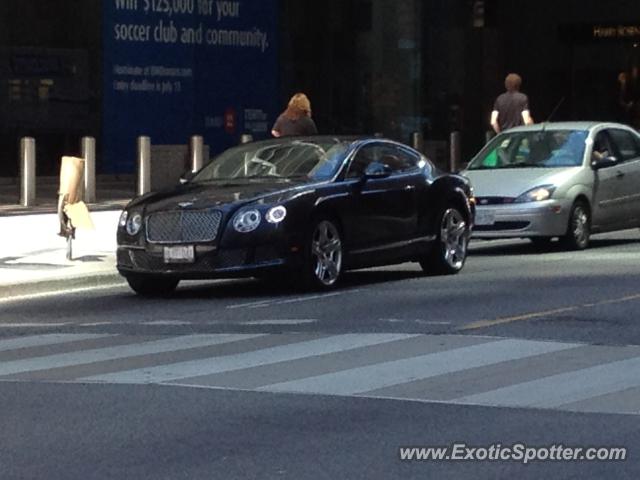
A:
[
  {"xmin": 137, "ymin": 136, "xmax": 151, "ymax": 196},
  {"xmin": 240, "ymin": 133, "xmax": 253, "ymax": 144},
  {"xmin": 411, "ymin": 132, "xmax": 424, "ymax": 152},
  {"xmin": 20, "ymin": 137, "xmax": 36, "ymax": 207},
  {"xmin": 190, "ymin": 135, "xmax": 204, "ymax": 172},
  {"xmin": 449, "ymin": 131, "xmax": 461, "ymax": 173},
  {"xmin": 81, "ymin": 136, "xmax": 96, "ymax": 203}
]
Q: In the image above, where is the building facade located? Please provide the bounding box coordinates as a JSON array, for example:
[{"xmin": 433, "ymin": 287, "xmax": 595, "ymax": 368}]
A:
[{"xmin": 1, "ymin": 0, "xmax": 639, "ymax": 177}]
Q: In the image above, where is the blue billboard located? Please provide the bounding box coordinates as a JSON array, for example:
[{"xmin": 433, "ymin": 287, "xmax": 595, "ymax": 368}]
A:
[{"xmin": 103, "ymin": 0, "xmax": 279, "ymax": 173}]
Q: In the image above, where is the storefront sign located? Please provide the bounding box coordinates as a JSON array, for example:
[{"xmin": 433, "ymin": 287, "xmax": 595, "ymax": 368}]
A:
[
  {"xmin": 560, "ymin": 22, "xmax": 640, "ymax": 43},
  {"xmin": 593, "ymin": 24, "xmax": 640, "ymax": 40},
  {"xmin": 103, "ymin": 0, "xmax": 279, "ymax": 173}
]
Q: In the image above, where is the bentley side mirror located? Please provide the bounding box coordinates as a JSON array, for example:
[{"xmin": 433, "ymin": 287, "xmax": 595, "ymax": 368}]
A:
[
  {"xmin": 591, "ymin": 155, "xmax": 618, "ymax": 170},
  {"xmin": 363, "ymin": 162, "xmax": 392, "ymax": 180}
]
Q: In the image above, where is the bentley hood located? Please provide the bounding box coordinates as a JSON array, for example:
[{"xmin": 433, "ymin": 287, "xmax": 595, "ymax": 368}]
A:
[{"xmin": 125, "ymin": 179, "xmax": 317, "ymax": 214}]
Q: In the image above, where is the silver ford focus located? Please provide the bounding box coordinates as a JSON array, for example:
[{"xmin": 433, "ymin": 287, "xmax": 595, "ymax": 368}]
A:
[{"xmin": 463, "ymin": 121, "xmax": 640, "ymax": 249}]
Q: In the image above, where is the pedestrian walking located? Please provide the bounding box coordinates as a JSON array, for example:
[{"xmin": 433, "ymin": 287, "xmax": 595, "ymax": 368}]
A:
[
  {"xmin": 490, "ymin": 73, "xmax": 534, "ymax": 134},
  {"xmin": 271, "ymin": 93, "xmax": 318, "ymax": 137}
]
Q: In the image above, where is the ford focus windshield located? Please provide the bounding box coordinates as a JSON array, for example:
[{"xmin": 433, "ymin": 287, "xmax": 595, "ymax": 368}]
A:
[
  {"xmin": 468, "ymin": 130, "xmax": 588, "ymax": 170},
  {"xmin": 192, "ymin": 140, "xmax": 350, "ymax": 182}
]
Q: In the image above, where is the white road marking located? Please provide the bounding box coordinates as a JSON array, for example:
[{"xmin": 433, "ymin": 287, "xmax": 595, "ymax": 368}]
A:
[
  {"xmin": 455, "ymin": 356, "xmax": 640, "ymax": 409},
  {"xmin": 0, "ymin": 323, "xmax": 71, "ymax": 328},
  {"xmin": 82, "ymin": 333, "xmax": 419, "ymax": 384},
  {"xmin": 0, "ymin": 334, "xmax": 265, "ymax": 377},
  {"xmin": 142, "ymin": 321, "xmax": 195, "ymax": 326},
  {"xmin": 258, "ymin": 339, "xmax": 579, "ymax": 396},
  {"xmin": 378, "ymin": 318, "xmax": 451, "ymax": 325},
  {"xmin": 226, "ymin": 289, "xmax": 362, "ymax": 310},
  {"xmin": 0, "ymin": 333, "xmax": 113, "ymax": 352},
  {"xmin": 239, "ymin": 319, "xmax": 318, "ymax": 326}
]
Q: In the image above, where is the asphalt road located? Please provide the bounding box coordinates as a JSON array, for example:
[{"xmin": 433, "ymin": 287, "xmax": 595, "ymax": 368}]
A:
[{"xmin": 1, "ymin": 231, "xmax": 639, "ymax": 479}]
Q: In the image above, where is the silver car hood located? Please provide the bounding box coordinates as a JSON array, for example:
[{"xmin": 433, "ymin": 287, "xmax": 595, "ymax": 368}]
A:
[{"xmin": 462, "ymin": 168, "xmax": 580, "ymax": 198}]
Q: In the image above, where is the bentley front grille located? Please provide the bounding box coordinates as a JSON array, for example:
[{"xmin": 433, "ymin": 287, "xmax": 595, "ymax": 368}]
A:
[{"xmin": 146, "ymin": 209, "xmax": 223, "ymax": 243}]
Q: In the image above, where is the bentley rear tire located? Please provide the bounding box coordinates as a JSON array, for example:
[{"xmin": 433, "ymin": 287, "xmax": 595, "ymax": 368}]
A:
[{"xmin": 420, "ymin": 206, "xmax": 469, "ymax": 275}]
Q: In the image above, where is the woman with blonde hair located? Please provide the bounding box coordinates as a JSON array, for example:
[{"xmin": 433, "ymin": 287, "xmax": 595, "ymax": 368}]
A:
[{"xmin": 271, "ymin": 92, "xmax": 318, "ymax": 137}]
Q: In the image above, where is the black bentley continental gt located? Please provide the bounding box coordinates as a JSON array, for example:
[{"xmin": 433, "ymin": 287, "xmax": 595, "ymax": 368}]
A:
[{"xmin": 117, "ymin": 136, "xmax": 475, "ymax": 295}]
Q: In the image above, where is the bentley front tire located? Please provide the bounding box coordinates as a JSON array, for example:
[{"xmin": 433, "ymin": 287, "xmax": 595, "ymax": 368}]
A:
[
  {"xmin": 420, "ymin": 206, "xmax": 469, "ymax": 275},
  {"xmin": 301, "ymin": 218, "xmax": 343, "ymax": 290},
  {"xmin": 125, "ymin": 274, "xmax": 179, "ymax": 297}
]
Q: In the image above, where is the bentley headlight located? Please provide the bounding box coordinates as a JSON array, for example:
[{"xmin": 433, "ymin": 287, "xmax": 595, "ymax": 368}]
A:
[
  {"xmin": 126, "ymin": 213, "xmax": 143, "ymax": 235},
  {"xmin": 233, "ymin": 209, "xmax": 261, "ymax": 233},
  {"xmin": 515, "ymin": 185, "xmax": 556, "ymax": 203},
  {"xmin": 118, "ymin": 210, "xmax": 128, "ymax": 228},
  {"xmin": 265, "ymin": 205, "xmax": 287, "ymax": 224}
]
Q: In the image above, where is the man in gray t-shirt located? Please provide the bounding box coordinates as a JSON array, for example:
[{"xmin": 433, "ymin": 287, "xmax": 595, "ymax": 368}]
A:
[{"xmin": 490, "ymin": 73, "xmax": 533, "ymax": 133}]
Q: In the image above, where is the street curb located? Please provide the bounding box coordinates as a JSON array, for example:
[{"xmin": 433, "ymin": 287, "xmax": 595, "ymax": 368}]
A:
[{"xmin": 0, "ymin": 271, "xmax": 125, "ymax": 299}]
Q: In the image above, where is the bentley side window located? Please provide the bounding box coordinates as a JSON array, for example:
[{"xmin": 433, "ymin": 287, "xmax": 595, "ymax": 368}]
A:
[
  {"xmin": 346, "ymin": 145, "xmax": 378, "ymax": 179},
  {"xmin": 378, "ymin": 146, "xmax": 420, "ymax": 173}
]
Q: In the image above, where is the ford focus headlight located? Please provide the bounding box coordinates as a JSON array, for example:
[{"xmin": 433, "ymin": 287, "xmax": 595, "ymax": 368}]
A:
[
  {"xmin": 126, "ymin": 213, "xmax": 143, "ymax": 235},
  {"xmin": 118, "ymin": 210, "xmax": 128, "ymax": 228},
  {"xmin": 515, "ymin": 185, "xmax": 556, "ymax": 203},
  {"xmin": 233, "ymin": 209, "xmax": 261, "ymax": 233},
  {"xmin": 265, "ymin": 205, "xmax": 287, "ymax": 224}
]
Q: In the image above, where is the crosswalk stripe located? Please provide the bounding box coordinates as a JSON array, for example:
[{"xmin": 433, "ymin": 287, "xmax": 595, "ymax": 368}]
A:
[
  {"xmin": 257, "ymin": 338, "xmax": 578, "ymax": 396},
  {"xmin": 0, "ymin": 334, "xmax": 265, "ymax": 377},
  {"xmin": 175, "ymin": 334, "xmax": 490, "ymax": 390},
  {"xmin": 0, "ymin": 334, "xmax": 112, "ymax": 353},
  {"xmin": 81, "ymin": 333, "xmax": 420, "ymax": 384},
  {"xmin": 454, "ymin": 356, "xmax": 640, "ymax": 409},
  {"xmin": 2, "ymin": 332, "xmax": 638, "ymax": 416},
  {"xmin": 559, "ymin": 386, "xmax": 640, "ymax": 415}
]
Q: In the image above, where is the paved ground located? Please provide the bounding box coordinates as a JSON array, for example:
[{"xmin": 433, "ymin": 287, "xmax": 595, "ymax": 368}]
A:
[
  {"xmin": 0, "ymin": 331, "xmax": 637, "ymax": 416},
  {"xmin": 2, "ymin": 382, "xmax": 636, "ymax": 480},
  {"xmin": 0, "ymin": 210, "xmax": 121, "ymax": 296},
  {"xmin": 1, "ymin": 231, "xmax": 639, "ymax": 479}
]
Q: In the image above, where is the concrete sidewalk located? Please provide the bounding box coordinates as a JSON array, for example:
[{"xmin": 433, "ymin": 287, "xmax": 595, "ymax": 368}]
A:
[
  {"xmin": 1, "ymin": 210, "xmax": 125, "ymax": 298},
  {"xmin": 0, "ymin": 175, "xmax": 136, "ymax": 298}
]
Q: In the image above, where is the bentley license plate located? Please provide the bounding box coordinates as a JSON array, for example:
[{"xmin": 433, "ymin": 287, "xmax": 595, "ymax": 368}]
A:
[
  {"xmin": 475, "ymin": 210, "xmax": 496, "ymax": 226},
  {"xmin": 163, "ymin": 245, "xmax": 195, "ymax": 263}
]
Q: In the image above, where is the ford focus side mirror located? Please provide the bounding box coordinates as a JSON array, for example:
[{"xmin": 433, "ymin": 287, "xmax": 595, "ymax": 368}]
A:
[
  {"xmin": 363, "ymin": 162, "xmax": 392, "ymax": 179},
  {"xmin": 591, "ymin": 155, "xmax": 618, "ymax": 170}
]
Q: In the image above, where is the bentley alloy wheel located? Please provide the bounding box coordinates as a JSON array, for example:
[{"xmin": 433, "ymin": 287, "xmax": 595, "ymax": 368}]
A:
[
  {"xmin": 420, "ymin": 206, "xmax": 469, "ymax": 275},
  {"xmin": 440, "ymin": 208, "xmax": 468, "ymax": 271},
  {"xmin": 310, "ymin": 219, "xmax": 343, "ymax": 288}
]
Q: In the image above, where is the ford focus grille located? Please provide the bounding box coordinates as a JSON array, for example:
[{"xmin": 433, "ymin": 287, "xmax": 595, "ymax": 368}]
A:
[{"xmin": 146, "ymin": 210, "xmax": 223, "ymax": 243}]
